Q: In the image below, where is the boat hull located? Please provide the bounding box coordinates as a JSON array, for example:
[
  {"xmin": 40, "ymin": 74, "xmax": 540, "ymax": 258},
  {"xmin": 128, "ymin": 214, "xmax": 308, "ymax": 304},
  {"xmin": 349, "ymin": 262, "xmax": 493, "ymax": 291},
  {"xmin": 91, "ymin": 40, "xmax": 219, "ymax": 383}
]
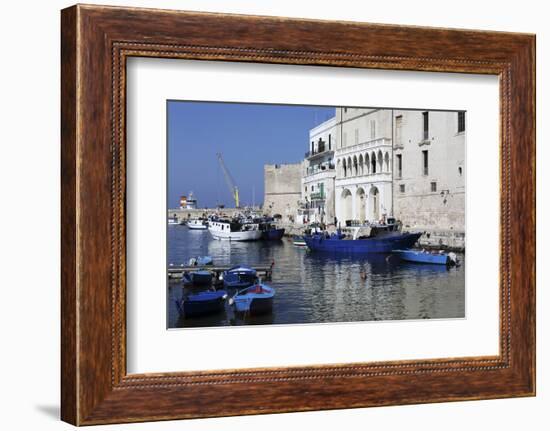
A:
[
  {"xmin": 232, "ymin": 285, "xmax": 275, "ymax": 315},
  {"xmin": 180, "ymin": 291, "xmax": 227, "ymax": 317},
  {"xmin": 394, "ymin": 249, "xmax": 452, "ymax": 265},
  {"xmin": 209, "ymin": 228, "xmax": 262, "ymax": 241},
  {"xmin": 187, "ymin": 223, "xmax": 208, "ymax": 230},
  {"xmin": 304, "ymin": 232, "xmax": 422, "ymax": 253},
  {"xmin": 261, "ymin": 228, "xmax": 285, "ymax": 240},
  {"xmin": 292, "ymin": 235, "xmax": 307, "ymax": 247},
  {"xmin": 223, "ymin": 266, "xmax": 257, "ymax": 288},
  {"xmin": 186, "ymin": 270, "xmax": 212, "ymax": 285}
]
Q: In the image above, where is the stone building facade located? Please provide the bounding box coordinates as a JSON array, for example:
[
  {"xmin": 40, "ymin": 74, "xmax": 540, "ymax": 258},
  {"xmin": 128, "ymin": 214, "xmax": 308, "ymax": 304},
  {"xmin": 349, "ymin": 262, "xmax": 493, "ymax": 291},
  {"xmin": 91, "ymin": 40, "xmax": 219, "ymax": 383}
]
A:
[
  {"xmin": 263, "ymin": 163, "xmax": 302, "ymax": 223},
  {"xmin": 333, "ymin": 108, "xmax": 394, "ymax": 226},
  {"xmin": 392, "ymin": 109, "xmax": 465, "ymax": 248},
  {"xmin": 264, "ymin": 108, "xmax": 466, "ymax": 247}
]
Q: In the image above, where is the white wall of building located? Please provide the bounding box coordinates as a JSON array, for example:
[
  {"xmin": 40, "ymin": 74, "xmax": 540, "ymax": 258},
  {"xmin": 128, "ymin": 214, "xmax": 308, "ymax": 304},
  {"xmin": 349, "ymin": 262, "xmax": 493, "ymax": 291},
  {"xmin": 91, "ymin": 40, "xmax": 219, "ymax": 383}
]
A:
[
  {"xmin": 301, "ymin": 117, "xmax": 337, "ymax": 224},
  {"xmin": 334, "ymin": 108, "xmax": 393, "ymax": 225}
]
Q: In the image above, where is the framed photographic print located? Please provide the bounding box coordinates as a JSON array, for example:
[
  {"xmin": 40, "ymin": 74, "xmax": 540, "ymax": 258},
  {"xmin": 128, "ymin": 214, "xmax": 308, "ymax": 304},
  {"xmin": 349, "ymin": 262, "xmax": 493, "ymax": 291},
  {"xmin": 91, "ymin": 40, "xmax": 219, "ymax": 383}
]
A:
[{"xmin": 61, "ymin": 4, "xmax": 535, "ymax": 425}]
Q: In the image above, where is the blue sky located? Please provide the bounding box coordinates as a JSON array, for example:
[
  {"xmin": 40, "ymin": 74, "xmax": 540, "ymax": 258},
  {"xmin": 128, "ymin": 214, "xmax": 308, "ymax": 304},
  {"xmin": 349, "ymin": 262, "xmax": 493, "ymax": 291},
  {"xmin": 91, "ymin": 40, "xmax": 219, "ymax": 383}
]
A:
[{"xmin": 167, "ymin": 101, "xmax": 335, "ymax": 209}]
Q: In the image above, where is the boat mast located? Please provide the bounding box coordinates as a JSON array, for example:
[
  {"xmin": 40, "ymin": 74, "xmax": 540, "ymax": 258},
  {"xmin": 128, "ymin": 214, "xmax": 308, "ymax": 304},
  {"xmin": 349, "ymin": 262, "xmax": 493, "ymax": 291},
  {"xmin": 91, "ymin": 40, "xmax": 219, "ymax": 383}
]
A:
[{"xmin": 216, "ymin": 153, "xmax": 240, "ymax": 208}]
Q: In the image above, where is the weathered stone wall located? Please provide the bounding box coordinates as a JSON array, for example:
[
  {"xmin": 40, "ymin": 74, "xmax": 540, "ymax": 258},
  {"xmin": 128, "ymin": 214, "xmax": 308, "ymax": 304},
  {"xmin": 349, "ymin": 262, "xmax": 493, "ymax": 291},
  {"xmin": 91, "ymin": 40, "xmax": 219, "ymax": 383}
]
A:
[
  {"xmin": 264, "ymin": 163, "xmax": 302, "ymax": 222},
  {"xmin": 167, "ymin": 208, "xmax": 242, "ymax": 222},
  {"xmin": 392, "ymin": 110, "xmax": 465, "ymax": 247},
  {"xmin": 417, "ymin": 229, "xmax": 465, "ymax": 250}
]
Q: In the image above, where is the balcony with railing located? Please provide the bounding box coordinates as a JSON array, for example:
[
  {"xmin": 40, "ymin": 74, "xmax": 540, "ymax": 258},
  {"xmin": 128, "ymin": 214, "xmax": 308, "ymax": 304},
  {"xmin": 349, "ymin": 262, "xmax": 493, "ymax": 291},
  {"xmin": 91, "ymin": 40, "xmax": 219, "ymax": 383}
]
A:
[
  {"xmin": 305, "ymin": 144, "xmax": 334, "ymax": 160},
  {"xmin": 305, "ymin": 162, "xmax": 335, "ymax": 177},
  {"xmin": 309, "ymin": 191, "xmax": 326, "ymax": 201}
]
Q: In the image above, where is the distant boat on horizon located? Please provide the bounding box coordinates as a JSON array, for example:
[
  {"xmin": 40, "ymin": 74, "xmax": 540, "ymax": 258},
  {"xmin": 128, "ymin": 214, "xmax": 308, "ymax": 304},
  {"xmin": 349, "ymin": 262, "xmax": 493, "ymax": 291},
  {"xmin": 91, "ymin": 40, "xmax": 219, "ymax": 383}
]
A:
[{"xmin": 180, "ymin": 191, "xmax": 198, "ymax": 209}]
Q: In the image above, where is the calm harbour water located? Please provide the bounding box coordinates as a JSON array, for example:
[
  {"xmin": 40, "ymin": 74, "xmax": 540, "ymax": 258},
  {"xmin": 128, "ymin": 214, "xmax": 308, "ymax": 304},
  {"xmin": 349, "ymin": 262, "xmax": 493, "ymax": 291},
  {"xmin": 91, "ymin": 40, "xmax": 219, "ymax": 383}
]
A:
[{"xmin": 167, "ymin": 225, "xmax": 465, "ymax": 328}]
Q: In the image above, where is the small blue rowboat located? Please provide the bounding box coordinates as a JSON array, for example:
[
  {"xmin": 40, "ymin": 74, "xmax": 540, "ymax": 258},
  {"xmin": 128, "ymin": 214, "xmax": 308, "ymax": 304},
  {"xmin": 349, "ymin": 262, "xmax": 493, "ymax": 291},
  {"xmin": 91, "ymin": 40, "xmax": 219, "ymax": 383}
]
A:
[
  {"xmin": 176, "ymin": 290, "xmax": 227, "ymax": 317},
  {"xmin": 182, "ymin": 270, "xmax": 213, "ymax": 285},
  {"xmin": 230, "ymin": 284, "xmax": 275, "ymax": 315},
  {"xmin": 393, "ymin": 249, "xmax": 458, "ymax": 266},
  {"xmin": 188, "ymin": 255, "xmax": 213, "ymax": 266},
  {"xmin": 222, "ymin": 266, "xmax": 257, "ymax": 288}
]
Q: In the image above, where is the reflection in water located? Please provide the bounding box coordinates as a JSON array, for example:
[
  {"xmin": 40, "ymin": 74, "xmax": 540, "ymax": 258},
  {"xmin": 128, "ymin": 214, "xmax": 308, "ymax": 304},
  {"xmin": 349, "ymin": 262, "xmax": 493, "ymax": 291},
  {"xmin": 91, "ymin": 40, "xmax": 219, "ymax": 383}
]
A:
[{"xmin": 167, "ymin": 226, "xmax": 465, "ymax": 328}]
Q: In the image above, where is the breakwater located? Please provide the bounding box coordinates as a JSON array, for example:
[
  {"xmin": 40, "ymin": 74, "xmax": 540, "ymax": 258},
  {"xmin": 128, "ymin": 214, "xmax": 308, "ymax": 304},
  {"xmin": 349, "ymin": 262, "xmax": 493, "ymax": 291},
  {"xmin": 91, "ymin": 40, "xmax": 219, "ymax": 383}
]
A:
[{"xmin": 168, "ymin": 208, "xmax": 242, "ymax": 223}]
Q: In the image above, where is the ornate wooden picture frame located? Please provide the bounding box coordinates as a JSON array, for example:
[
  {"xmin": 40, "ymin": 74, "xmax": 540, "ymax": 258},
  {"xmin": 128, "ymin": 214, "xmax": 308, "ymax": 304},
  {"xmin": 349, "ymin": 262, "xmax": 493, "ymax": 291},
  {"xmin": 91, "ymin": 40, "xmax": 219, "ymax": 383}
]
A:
[{"xmin": 61, "ymin": 4, "xmax": 535, "ymax": 425}]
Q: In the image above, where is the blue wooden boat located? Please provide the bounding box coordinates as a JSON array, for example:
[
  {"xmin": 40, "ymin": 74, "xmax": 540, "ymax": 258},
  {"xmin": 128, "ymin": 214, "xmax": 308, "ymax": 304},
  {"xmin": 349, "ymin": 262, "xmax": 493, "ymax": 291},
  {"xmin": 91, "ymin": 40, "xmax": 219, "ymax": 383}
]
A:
[
  {"xmin": 304, "ymin": 231, "xmax": 422, "ymax": 254},
  {"xmin": 393, "ymin": 249, "xmax": 458, "ymax": 266},
  {"xmin": 230, "ymin": 283, "xmax": 275, "ymax": 315},
  {"xmin": 261, "ymin": 227, "xmax": 285, "ymax": 240},
  {"xmin": 258, "ymin": 221, "xmax": 285, "ymax": 240},
  {"xmin": 182, "ymin": 270, "xmax": 213, "ymax": 286},
  {"xmin": 222, "ymin": 266, "xmax": 257, "ymax": 288},
  {"xmin": 188, "ymin": 255, "xmax": 213, "ymax": 266},
  {"xmin": 176, "ymin": 290, "xmax": 227, "ymax": 317}
]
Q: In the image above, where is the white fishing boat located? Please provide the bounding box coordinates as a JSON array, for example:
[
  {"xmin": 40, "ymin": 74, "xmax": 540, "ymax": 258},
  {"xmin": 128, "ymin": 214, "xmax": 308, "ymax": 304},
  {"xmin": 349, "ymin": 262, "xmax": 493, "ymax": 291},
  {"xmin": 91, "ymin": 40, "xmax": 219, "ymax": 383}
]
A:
[
  {"xmin": 168, "ymin": 215, "xmax": 179, "ymax": 225},
  {"xmin": 187, "ymin": 218, "xmax": 208, "ymax": 230},
  {"xmin": 208, "ymin": 219, "xmax": 262, "ymax": 241}
]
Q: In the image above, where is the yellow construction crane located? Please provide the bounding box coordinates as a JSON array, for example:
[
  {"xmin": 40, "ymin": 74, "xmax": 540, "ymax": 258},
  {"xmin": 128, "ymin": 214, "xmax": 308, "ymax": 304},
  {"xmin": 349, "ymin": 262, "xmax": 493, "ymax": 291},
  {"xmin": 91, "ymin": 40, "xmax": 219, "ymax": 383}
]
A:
[{"xmin": 216, "ymin": 153, "xmax": 240, "ymax": 208}]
